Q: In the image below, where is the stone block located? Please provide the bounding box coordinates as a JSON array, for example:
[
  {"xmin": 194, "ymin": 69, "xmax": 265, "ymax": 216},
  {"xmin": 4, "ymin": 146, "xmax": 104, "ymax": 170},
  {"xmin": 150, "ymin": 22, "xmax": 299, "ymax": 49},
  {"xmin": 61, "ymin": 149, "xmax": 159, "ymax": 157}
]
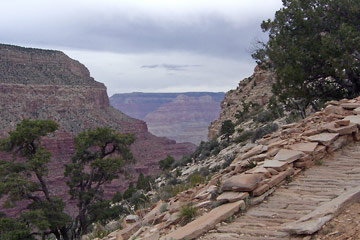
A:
[
  {"xmin": 161, "ymin": 201, "xmax": 245, "ymax": 240},
  {"xmin": 289, "ymin": 142, "xmax": 318, "ymax": 153},
  {"xmin": 273, "ymin": 149, "xmax": 304, "ymax": 163},
  {"xmin": 302, "ymin": 129, "xmax": 320, "ymax": 136},
  {"xmin": 240, "ymin": 145, "xmax": 268, "ymax": 160},
  {"xmin": 221, "ymin": 173, "xmax": 264, "ymax": 192},
  {"xmin": 307, "ymin": 132, "xmax": 339, "ymax": 146},
  {"xmin": 263, "ymin": 160, "xmax": 288, "ymax": 172},
  {"xmin": 245, "ymin": 166, "xmax": 271, "ymax": 178},
  {"xmin": 341, "ymin": 102, "xmax": 360, "ymax": 109},
  {"xmin": 294, "ymin": 160, "xmax": 314, "ymax": 169},
  {"xmin": 251, "ymin": 184, "xmax": 270, "ymax": 197},
  {"xmin": 327, "ymin": 122, "xmax": 358, "ymax": 135},
  {"xmin": 216, "ymin": 191, "xmax": 249, "ymax": 203},
  {"xmin": 344, "ymin": 115, "xmax": 360, "ymax": 127},
  {"xmin": 353, "ymin": 107, "xmax": 360, "ymax": 115},
  {"xmin": 268, "ymin": 168, "xmax": 294, "ymax": 188}
]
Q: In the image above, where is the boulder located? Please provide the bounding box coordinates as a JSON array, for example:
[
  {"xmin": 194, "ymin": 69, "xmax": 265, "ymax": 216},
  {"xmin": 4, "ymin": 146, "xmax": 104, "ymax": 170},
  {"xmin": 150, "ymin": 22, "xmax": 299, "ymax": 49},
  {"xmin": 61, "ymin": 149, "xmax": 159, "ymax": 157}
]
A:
[
  {"xmin": 324, "ymin": 105, "xmax": 345, "ymax": 115},
  {"xmin": 222, "ymin": 174, "xmax": 264, "ymax": 192}
]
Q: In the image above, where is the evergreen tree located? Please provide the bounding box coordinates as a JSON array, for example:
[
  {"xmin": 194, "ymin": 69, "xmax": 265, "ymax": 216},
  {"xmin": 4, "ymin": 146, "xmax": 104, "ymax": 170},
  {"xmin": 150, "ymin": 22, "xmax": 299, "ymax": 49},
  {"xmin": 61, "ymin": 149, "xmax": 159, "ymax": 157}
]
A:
[
  {"xmin": 64, "ymin": 127, "xmax": 135, "ymax": 238},
  {"xmin": 253, "ymin": 0, "xmax": 360, "ymax": 116},
  {"xmin": 220, "ymin": 120, "xmax": 235, "ymax": 142}
]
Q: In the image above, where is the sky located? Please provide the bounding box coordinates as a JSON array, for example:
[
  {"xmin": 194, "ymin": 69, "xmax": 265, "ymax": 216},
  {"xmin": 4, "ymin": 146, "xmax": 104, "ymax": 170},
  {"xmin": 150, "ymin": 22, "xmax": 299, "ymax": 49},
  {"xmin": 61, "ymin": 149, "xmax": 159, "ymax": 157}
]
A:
[{"xmin": 0, "ymin": 0, "xmax": 283, "ymax": 96}]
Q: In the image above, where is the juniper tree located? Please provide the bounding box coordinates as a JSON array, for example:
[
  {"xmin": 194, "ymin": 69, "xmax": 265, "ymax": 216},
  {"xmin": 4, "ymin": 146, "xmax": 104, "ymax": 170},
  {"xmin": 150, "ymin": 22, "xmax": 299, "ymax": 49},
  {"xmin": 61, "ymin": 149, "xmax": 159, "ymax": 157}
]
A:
[{"xmin": 253, "ymin": 0, "xmax": 360, "ymax": 116}]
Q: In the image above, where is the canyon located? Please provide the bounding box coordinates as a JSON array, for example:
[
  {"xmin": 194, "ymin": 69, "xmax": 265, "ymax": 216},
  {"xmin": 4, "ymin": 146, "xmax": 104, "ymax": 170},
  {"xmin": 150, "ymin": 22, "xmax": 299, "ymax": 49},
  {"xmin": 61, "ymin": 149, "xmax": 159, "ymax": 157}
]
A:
[
  {"xmin": 0, "ymin": 43, "xmax": 196, "ymax": 215},
  {"xmin": 110, "ymin": 92, "xmax": 224, "ymax": 145}
]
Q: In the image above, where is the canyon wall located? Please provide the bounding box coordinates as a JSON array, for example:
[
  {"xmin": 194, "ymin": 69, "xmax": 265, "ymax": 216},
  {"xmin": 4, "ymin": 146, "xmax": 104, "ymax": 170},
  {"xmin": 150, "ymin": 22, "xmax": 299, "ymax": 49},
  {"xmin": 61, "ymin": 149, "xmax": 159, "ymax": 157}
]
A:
[
  {"xmin": 0, "ymin": 44, "xmax": 195, "ymax": 215},
  {"xmin": 110, "ymin": 92, "xmax": 225, "ymax": 144}
]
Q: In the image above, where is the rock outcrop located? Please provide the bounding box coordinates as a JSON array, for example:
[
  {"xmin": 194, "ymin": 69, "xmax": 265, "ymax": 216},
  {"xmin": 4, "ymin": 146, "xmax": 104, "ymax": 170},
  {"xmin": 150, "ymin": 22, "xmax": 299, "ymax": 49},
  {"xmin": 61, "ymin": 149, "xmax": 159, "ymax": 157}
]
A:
[
  {"xmin": 0, "ymin": 44, "xmax": 195, "ymax": 215},
  {"xmin": 110, "ymin": 92, "xmax": 224, "ymax": 144},
  {"xmin": 208, "ymin": 66, "xmax": 275, "ymax": 139}
]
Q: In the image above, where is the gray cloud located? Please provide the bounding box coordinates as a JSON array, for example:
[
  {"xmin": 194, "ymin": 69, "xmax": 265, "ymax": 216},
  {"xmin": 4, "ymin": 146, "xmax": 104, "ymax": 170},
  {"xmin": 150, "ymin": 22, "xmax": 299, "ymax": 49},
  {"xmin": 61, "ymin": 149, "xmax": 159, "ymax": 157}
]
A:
[
  {"xmin": 0, "ymin": 1, "xmax": 282, "ymax": 61},
  {"xmin": 141, "ymin": 64, "xmax": 202, "ymax": 71}
]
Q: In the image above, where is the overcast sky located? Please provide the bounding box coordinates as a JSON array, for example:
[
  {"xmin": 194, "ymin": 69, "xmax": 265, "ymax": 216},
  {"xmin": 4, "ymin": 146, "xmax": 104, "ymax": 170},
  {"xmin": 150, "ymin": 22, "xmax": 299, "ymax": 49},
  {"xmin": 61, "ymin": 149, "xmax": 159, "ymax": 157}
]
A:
[{"xmin": 0, "ymin": 0, "xmax": 283, "ymax": 96}]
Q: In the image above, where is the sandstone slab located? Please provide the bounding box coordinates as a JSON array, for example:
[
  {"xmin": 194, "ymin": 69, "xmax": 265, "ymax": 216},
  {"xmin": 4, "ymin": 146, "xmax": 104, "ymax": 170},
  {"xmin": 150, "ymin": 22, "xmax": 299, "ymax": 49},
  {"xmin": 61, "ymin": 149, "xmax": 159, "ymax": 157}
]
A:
[
  {"xmin": 289, "ymin": 142, "xmax": 318, "ymax": 153},
  {"xmin": 273, "ymin": 149, "xmax": 304, "ymax": 163},
  {"xmin": 307, "ymin": 132, "xmax": 339, "ymax": 146},
  {"xmin": 246, "ymin": 166, "xmax": 271, "ymax": 178},
  {"xmin": 324, "ymin": 104, "xmax": 345, "ymax": 115},
  {"xmin": 161, "ymin": 201, "xmax": 245, "ymax": 240},
  {"xmin": 263, "ymin": 160, "xmax": 288, "ymax": 172},
  {"xmin": 240, "ymin": 145, "xmax": 268, "ymax": 160},
  {"xmin": 221, "ymin": 174, "xmax": 264, "ymax": 192},
  {"xmin": 341, "ymin": 102, "xmax": 360, "ymax": 109},
  {"xmin": 327, "ymin": 122, "xmax": 358, "ymax": 135},
  {"xmin": 251, "ymin": 184, "xmax": 270, "ymax": 197},
  {"xmin": 284, "ymin": 185, "xmax": 360, "ymax": 235},
  {"xmin": 216, "ymin": 192, "xmax": 249, "ymax": 203},
  {"xmin": 268, "ymin": 168, "xmax": 294, "ymax": 188},
  {"xmin": 353, "ymin": 107, "xmax": 360, "ymax": 115},
  {"xmin": 344, "ymin": 115, "xmax": 360, "ymax": 127}
]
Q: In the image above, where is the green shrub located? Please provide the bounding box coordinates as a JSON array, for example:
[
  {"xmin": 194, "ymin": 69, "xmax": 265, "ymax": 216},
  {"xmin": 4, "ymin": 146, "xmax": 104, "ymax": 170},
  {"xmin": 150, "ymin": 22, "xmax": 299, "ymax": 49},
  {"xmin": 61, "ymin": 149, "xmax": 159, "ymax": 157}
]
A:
[
  {"xmin": 179, "ymin": 203, "xmax": 197, "ymax": 224},
  {"xmin": 251, "ymin": 123, "xmax": 279, "ymax": 143},
  {"xmin": 234, "ymin": 130, "xmax": 254, "ymax": 143},
  {"xmin": 159, "ymin": 155, "xmax": 175, "ymax": 171}
]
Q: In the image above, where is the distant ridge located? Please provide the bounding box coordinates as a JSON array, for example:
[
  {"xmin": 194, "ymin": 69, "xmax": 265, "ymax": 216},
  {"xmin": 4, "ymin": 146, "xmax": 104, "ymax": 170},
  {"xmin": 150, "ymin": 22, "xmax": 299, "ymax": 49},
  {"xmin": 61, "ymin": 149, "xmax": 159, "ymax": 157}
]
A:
[{"xmin": 110, "ymin": 92, "xmax": 225, "ymax": 144}]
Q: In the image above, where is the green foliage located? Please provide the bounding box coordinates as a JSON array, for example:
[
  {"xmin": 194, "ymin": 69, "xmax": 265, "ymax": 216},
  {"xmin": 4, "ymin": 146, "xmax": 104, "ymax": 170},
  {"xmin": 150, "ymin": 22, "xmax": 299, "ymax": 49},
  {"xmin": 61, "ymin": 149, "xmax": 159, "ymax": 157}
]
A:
[
  {"xmin": 179, "ymin": 203, "xmax": 197, "ymax": 225},
  {"xmin": 123, "ymin": 183, "xmax": 137, "ymax": 200},
  {"xmin": 253, "ymin": 0, "xmax": 360, "ymax": 116},
  {"xmin": 251, "ymin": 123, "xmax": 279, "ymax": 143},
  {"xmin": 64, "ymin": 127, "xmax": 135, "ymax": 238},
  {"xmin": 220, "ymin": 120, "xmax": 235, "ymax": 141},
  {"xmin": 188, "ymin": 172, "xmax": 206, "ymax": 187},
  {"xmin": 0, "ymin": 121, "xmax": 135, "ymax": 239},
  {"xmin": 160, "ymin": 203, "xmax": 168, "ymax": 213},
  {"xmin": 0, "ymin": 119, "xmax": 70, "ymax": 240},
  {"xmin": 191, "ymin": 140, "xmax": 220, "ymax": 161},
  {"xmin": 158, "ymin": 155, "xmax": 175, "ymax": 171},
  {"xmin": 234, "ymin": 130, "xmax": 254, "ymax": 143},
  {"xmin": 0, "ymin": 217, "xmax": 34, "ymax": 240},
  {"xmin": 136, "ymin": 173, "xmax": 152, "ymax": 191}
]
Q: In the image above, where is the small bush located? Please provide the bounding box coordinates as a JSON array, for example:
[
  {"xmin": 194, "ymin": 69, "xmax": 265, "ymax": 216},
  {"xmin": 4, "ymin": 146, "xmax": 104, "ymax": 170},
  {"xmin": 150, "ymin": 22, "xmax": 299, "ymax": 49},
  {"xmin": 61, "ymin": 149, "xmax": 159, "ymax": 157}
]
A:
[
  {"xmin": 188, "ymin": 173, "xmax": 206, "ymax": 187},
  {"xmin": 251, "ymin": 123, "xmax": 279, "ymax": 143},
  {"xmin": 179, "ymin": 203, "xmax": 197, "ymax": 224},
  {"xmin": 234, "ymin": 130, "xmax": 254, "ymax": 143},
  {"xmin": 159, "ymin": 155, "xmax": 175, "ymax": 171},
  {"xmin": 160, "ymin": 203, "xmax": 168, "ymax": 213}
]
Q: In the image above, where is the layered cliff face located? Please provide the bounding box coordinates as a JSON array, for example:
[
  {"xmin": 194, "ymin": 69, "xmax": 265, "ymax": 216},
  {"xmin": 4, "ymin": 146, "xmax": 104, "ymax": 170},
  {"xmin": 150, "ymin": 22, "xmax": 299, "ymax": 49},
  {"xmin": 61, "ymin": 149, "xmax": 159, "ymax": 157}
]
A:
[
  {"xmin": 110, "ymin": 92, "xmax": 224, "ymax": 144},
  {"xmin": 208, "ymin": 66, "xmax": 275, "ymax": 139},
  {"xmin": 0, "ymin": 44, "xmax": 196, "ymax": 215}
]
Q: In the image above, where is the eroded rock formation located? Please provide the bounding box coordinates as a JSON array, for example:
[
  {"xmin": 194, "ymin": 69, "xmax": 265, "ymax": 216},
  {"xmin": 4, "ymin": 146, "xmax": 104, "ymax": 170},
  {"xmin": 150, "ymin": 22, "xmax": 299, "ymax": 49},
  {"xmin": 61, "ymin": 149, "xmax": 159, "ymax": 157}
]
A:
[{"xmin": 208, "ymin": 66, "xmax": 275, "ymax": 139}]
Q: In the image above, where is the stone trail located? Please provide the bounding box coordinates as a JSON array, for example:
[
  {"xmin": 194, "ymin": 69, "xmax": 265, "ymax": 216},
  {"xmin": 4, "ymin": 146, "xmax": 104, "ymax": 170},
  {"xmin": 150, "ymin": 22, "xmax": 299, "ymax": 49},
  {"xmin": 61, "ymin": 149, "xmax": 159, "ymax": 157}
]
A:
[{"xmin": 200, "ymin": 143, "xmax": 360, "ymax": 240}]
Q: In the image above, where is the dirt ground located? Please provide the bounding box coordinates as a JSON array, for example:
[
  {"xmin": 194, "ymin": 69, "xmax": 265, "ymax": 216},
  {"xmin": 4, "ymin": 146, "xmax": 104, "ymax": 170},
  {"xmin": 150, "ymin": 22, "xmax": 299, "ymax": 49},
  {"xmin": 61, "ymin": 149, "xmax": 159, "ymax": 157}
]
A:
[{"xmin": 310, "ymin": 201, "xmax": 360, "ymax": 240}]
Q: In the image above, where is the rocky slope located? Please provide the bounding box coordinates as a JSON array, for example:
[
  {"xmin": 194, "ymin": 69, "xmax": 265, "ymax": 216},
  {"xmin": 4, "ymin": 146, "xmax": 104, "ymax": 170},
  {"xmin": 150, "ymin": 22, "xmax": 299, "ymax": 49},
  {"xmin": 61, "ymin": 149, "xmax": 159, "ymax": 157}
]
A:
[
  {"xmin": 0, "ymin": 43, "xmax": 195, "ymax": 215},
  {"xmin": 110, "ymin": 92, "xmax": 224, "ymax": 144},
  {"xmin": 100, "ymin": 97, "xmax": 360, "ymax": 240},
  {"xmin": 208, "ymin": 66, "xmax": 275, "ymax": 139}
]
